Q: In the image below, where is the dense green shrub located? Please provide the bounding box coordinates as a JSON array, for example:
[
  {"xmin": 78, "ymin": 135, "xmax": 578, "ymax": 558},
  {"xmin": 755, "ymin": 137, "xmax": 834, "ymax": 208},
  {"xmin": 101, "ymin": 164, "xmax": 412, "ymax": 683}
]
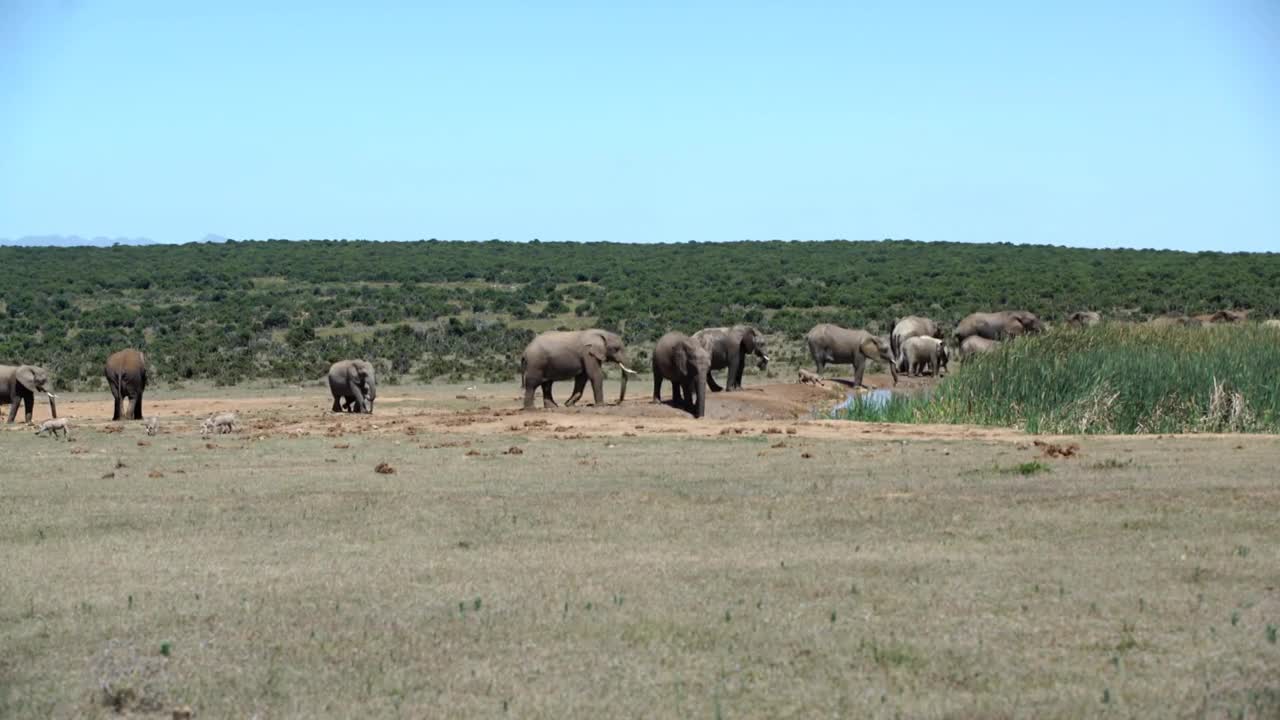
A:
[{"xmin": 1, "ymin": 239, "xmax": 1276, "ymax": 385}]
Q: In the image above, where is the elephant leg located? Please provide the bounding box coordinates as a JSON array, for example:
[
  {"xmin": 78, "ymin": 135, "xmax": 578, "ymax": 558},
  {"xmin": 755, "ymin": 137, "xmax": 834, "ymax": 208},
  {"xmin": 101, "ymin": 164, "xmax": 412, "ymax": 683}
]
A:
[
  {"xmin": 522, "ymin": 378, "xmax": 538, "ymax": 410},
  {"xmin": 6, "ymin": 396, "xmax": 18, "ymax": 423},
  {"xmin": 333, "ymin": 394, "xmax": 344, "ymax": 413},
  {"xmin": 566, "ymin": 375, "xmax": 587, "ymax": 406},
  {"xmin": 110, "ymin": 381, "xmax": 123, "ymax": 421},
  {"xmin": 541, "ymin": 381, "xmax": 559, "ymax": 408},
  {"xmin": 22, "ymin": 392, "xmax": 34, "ymax": 424},
  {"xmin": 682, "ymin": 378, "xmax": 697, "ymax": 412},
  {"xmin": 652, "ymin": 373, "xmax": 663, "ymax": 403},
  {"xmin": 133, "ymin": 392, "xmax": 144, "ymax": 420},
  {"xmin": 672, "ymin": 381, "xmax": 684, "ymax": 406},
  {"xmin": 852, "ymin": 355, "xmax": 867, "ymax": 388},
  {"xmin": 728, "ymin": 352, "xmax": 743, "ymax": 391},
  {"xmin": 706, "ymin": 372, "xmax": 724, "ymax": 392},
  {"xmin": 589, "ymin": 366, "xmax": 605, "ymax": 406}
]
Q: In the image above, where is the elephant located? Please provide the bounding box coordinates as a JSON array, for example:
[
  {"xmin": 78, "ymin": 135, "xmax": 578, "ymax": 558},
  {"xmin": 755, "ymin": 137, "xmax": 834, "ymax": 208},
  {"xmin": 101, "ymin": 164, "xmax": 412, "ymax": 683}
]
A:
[
  {"xmin": 954, "ymin": 311, "xmax": 1043, "ymax": 344},
  {"xmin": 328, "ymin": 359, "xmax": 377, "ymax": 413},
  {"xmin": 0, "ymin": 364, "xmax": 57, "ymax": 424},
  {"xmin": 890, "ymin": 316, "xmax": 943, "ymax": 373},
  {"xmin": 691, "ymin": 325, "xmax": 769, "ymax": 392},
  {"xmin": 651, "ymin": 331, "xmax": 711, "ymax": 418},
  {"xmin": 1193, "ymin": 309, "xmax": 1248, "ymax": 324},
  {"xmin": 520, "ymin": 329, "xmax": 638, "ymax": 409},
  {"xmin": 805, "ymin": 324, "xmax": 898, "ymax": 388},
  {"xmin": 959, "ymin": 336, "xmax": 999, "ymax": 360},
  {"xmin": 1066, "ymin": 311, "xmax": 1101, "ymax": 328},
  {"xmin": 105, "ymin": 349, "xmax": 148, "ymax": 420},
  {"xmin": 901, "ymin": 336, "xmax": 948, "ymax": 377}
]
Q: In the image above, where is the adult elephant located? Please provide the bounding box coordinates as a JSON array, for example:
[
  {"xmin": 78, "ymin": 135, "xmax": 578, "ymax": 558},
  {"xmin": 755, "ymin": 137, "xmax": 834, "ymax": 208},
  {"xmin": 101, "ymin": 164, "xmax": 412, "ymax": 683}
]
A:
[
  {"xmin": 0, "ymin": 364, "xmax": 57, "ymax": 424},
  {"xmin": 651, "ymin": 331, "xmax": 711, "ymax": 418},
  {"xmin": 953, "ymin": 311, "xmax": 1043, "ymax": 344},
  {"xmin": 105, "ymin": 349, "xmax": 148, "ymax": 420},
  {"xmin": 520, "ymin": 329, "xmax": 638, "ymax": 410},
  {"xmin": 805, "ymin": 324, "xmax": 898, "ymax": 388},
  {"xmin": 691, "ymin": 325, "xmax": 769, "ymax": 392},
  {"xmin": 890, "ymin": 316, "xmax": 942, "ymax": 373},
  {"xmin": 329, "ymin": 359, "xmax": 377, "ymax": 413}
]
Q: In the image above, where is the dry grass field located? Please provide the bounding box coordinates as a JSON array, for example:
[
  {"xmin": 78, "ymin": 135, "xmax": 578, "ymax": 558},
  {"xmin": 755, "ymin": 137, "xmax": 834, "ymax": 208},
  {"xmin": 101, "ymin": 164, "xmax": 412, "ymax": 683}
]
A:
[{"xmin": 2, "ymin": 383, "xmax": 1278, "ymax": 718}]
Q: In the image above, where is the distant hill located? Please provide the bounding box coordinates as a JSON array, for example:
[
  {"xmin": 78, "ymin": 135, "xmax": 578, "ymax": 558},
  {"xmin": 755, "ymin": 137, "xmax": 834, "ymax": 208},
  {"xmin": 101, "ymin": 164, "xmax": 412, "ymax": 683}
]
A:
[{"xmin": 0, "ymin": 235, "xmax": 157, "ymax": 247}]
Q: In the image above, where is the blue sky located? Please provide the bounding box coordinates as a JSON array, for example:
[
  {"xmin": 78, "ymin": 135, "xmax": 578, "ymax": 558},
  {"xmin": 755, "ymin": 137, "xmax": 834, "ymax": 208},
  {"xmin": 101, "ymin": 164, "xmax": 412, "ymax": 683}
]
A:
[{"xmin": 2, "ymin": 1, "xmax": 1276, "ymax": 250}]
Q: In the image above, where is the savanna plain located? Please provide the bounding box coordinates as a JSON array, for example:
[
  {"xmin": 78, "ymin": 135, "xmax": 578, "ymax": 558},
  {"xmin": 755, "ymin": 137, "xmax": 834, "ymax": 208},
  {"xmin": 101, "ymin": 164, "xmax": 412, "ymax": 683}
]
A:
[{"xmin": 2, "ymin": 382, "xmax": 1277, "ymax": 718}]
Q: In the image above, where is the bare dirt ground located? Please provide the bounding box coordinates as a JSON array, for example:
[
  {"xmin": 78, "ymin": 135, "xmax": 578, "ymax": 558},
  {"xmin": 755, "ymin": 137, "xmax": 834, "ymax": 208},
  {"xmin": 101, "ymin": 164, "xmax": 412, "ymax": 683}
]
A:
[
  {"xmin": 3, "ymin": 377, "xmax": 1278, "ymax": 718},
  {"xmin": 21, "ymin": 373, "xmax": 1009, "ymax": 444}
]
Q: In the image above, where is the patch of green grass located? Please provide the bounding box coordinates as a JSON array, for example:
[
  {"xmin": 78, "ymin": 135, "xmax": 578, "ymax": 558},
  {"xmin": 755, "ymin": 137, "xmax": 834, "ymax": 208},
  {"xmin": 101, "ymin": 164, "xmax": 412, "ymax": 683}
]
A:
[{"xmin": 835, "ymin": 325, "xmax": 1280, "ymax": 434}]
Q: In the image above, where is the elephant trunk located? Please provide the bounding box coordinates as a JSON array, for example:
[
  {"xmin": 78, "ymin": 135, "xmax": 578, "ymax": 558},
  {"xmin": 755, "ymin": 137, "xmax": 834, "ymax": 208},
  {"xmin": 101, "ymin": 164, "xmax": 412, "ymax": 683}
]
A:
[
  {"xmin": 888, "ymin": 358, "xmax": 899, "ymax": 386},
  {"xmin": 756, "ymin": 351, "xmax": 770, "ymax": 371},
  {"xmin": 695, "ymin": 371, "xmax": 707, "ymax": 418},
  {"xmin": 46, "ymin": 391, "xmax": 58, "ymax": 419},
  {"xmin": 615, "ymin": 361, "xmax": 637, "ymax": 405}
]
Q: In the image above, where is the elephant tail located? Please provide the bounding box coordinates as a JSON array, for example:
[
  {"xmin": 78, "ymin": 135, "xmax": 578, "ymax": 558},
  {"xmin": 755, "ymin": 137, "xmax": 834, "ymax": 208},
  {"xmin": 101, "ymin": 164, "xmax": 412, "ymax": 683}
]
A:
[{"xmin": 518, "ymin": 355, "xmax": 528, "ymax": 388}]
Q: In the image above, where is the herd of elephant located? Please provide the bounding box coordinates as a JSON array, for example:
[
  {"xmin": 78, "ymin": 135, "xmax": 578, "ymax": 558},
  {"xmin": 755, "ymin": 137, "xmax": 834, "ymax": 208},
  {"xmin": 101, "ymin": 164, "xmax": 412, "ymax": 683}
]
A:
[
  {"xmin": 0, "ymin": 352, "xmax": 380, "ymax": 425},
  {"xmin": 18, "ymin": 308, "xmax": 1217, "ymax": 425},
  {"xmin": 517, "ymin": 310, "xmax": 1046, "ymax": 419}
]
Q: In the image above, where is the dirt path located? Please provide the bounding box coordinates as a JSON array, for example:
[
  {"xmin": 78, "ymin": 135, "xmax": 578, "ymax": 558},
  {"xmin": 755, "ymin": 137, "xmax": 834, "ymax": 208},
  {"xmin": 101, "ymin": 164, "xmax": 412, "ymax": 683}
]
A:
[{"xmin": 10, "ymin": 375, "xmax": 1275, "ymax": 446}]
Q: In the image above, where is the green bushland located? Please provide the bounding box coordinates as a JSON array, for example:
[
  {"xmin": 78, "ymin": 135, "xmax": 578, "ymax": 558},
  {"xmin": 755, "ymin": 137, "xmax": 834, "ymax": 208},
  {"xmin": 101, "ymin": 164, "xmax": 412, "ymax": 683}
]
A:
[
  {"xmin": 2, "ymin": 239, "xmax": 1277, "ymax": 387},
  {"xmin": 836, "ymin": 325, "xmax": 1280, "ymax": 433}
]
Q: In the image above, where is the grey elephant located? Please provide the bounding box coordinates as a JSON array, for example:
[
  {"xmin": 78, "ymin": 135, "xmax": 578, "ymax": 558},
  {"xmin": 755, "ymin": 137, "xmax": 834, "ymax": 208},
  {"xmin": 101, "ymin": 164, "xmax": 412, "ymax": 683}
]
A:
[
  {"xmin": 691, "ymin": 325, "xmax": 769, "ymax": 392},
  {"xmin": 805, "ymin": 324, "xmax": 898, "ymax": 388},
  {"xmin": 520, "ymin": 329, "xmax": 638, "ymax": 409},
  {"xmin": 901, "ymin": 336, "xmax": 948, "ymax": 377},
  {"xmin": 959, "ymin": 336, "xmax": 999, "ymax": 360},
  {"xmin": 954, "ymin": 311, "xmax": 1043, "ymax": 344},
  {"xmin": 329, "ymin": 359, "xmax": 377, "ymax": 413},
  {"xmin": 105, "ymin": 349, "xmax": 148, "ymax": 420},
  {"xmin": 1066, "ymin": 311, "xmax": 1101, "ymax": 328},
  {"xmin": 651, "ymin": 331, "xmax": 711, "ymax": 418},
  {"xmin": 0, "ymin": 364, "xmax": 57, "ymax": 424},
  {"xmin": 890, "ymin": 316, "xmax": 943, "ymax": 373}
]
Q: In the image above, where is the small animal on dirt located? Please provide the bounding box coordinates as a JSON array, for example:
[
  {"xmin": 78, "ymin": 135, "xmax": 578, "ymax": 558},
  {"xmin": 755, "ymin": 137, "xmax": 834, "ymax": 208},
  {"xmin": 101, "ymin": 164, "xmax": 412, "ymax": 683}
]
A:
[
  {"xmin": 797, "ymin": 368, "xmax": 826, "ymax": 386},
  {"xmin": 34, "ymin": 417, "xmax": 70, "ymax": 439},
  {"xmin": 201, "ymin": 413, "xmax": 239, "ymax": 436},
  {"xmin": 144, "ymin": 416, "xmax": 159, "ymax": 436}
]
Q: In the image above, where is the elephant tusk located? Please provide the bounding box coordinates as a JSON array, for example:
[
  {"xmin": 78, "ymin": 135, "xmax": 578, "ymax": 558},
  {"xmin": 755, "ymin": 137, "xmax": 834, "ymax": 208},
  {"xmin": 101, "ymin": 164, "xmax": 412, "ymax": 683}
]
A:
[
  {"xmin": 617, "ymin": 363, "xmax": 639, "ymax": 375},
  {"xmin": 759, "ymin": 354, "xmax": 770, "ymax": 363},
  {"xmin": 45, "ymin": 391, "xmax": 57, "ymax": 399}
]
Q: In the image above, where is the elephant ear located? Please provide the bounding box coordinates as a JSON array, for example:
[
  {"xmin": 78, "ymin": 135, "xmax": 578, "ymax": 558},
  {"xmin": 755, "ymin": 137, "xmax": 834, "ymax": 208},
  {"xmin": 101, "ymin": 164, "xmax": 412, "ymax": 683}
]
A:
[
  {"xmin": 582, "ymin": 333, "xmax": 607, "ymax": 363},
  {"xmin": 673, "ymin": 341, "xmax": 691, "ymax": 377},
  {"xmin": 15, "ymin": 366, "xmax": 36, "ymax": 390}
]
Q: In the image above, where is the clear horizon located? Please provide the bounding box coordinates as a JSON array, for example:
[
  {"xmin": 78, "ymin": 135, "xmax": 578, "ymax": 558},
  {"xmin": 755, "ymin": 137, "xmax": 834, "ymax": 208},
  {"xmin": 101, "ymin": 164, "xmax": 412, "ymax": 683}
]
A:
[{"xmin": 2, "ymin": 2, "xmax": 1277, "ymax": 251}]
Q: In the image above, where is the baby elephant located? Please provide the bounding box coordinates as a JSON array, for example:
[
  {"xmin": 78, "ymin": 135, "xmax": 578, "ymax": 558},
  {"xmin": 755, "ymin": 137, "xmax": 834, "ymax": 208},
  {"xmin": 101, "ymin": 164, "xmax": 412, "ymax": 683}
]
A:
[
  {"xmin": 652, "ymin": 331, "xmax": 711, "ymax": 418},
  {"xmin": 34, "ymin": 417, "xmax": 70, "ymax": 439},
  {"xmin": 901, "ymin": 336, "xmax": 949, "ymax": 377},
  {"xmin": 201, "ymin": 412, "xmax": 239, "ymax": 436}
]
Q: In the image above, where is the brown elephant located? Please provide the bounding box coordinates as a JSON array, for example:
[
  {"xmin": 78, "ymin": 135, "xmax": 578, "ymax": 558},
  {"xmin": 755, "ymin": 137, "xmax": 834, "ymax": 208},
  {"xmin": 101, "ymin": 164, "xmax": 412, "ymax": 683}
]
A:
[
  {"xmin": 805, "ymin": 324, "xmax": 898, "ymax": 388},
  {"xmin": 0, "ymin": 364, "xmax": 57, "ymax": 424},
  {"xmin": 105, "ymin": 349, "xmax": 148, "ymax": 420},
  {"xmin": 328, "ymin": 359, "xmax": 376, "ymax": 413},
  {"xmin": 690, "ymin": 325, "xmax": 769, "ymax": 392},
  {"xmin": 520, "ymin": 329, "xmax": 638, "ymax": 409},
  {"xmin": 651, "ymin": 331, "xmax": 711, "ymax": 418},
  {"xmin": 890, "ymin": 316, "xmax": 943, "ymax": 373},
  {"xmin": 953, "ymin": 311, "xmax": 1043, "ymax": 344}
]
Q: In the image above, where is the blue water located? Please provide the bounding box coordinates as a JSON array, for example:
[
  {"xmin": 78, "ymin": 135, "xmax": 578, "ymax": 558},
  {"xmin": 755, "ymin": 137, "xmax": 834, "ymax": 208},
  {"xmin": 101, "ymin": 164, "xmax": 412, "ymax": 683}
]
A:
[{"xmin": 832, "ymin": 388, "xmax": 894, "ymax": 413}]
